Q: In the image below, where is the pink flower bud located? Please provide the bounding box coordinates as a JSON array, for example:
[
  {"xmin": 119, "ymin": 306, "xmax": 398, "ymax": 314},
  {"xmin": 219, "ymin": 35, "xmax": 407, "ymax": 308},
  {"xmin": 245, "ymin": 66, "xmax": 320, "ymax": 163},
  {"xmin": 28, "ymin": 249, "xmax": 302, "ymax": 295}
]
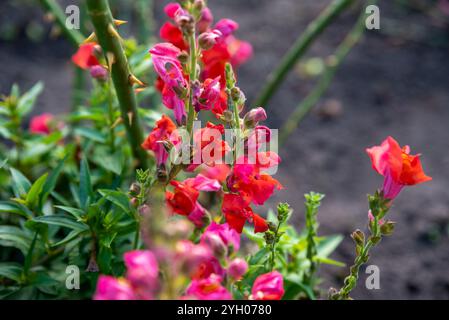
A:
[
  {"xmin": 89, "ymin": 65, "xmax": 108, "ymax": 81},
  {"xmin": 244, "ymin": 107, "xmax": 267, "ymax": 127},
  {"xmin": 164, "ymin": 2, "xmax": 181, "ymax": 19},
  {"xmin": 215, "ymin": 19, "xmax": 238, "ymax": 38},
  {"xmin": 250, "ymin": 271, "xmax": 284, "ymax": 300},
  {"xmin": 197, "ymin": 7, "xmax": 213, "ymax": 33},
  {"xmin": 198, "ymin": 30, "xmax": 222, "ymax": 50},
  {"xmin": 227, "ymin": 258, "xmax": 248, "ymax": 280}
]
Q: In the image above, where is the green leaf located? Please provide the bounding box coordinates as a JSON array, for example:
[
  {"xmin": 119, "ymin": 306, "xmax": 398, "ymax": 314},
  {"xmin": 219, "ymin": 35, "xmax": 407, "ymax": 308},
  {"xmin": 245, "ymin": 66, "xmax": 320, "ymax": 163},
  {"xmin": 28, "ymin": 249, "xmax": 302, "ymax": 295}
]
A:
[
  {"xmin": 25, "ymin": 173, "xmax": 48, "ymax": 210},
  {"xmin": 10, "ymin": 168, "xmax": 31, "ymax": 198},
  {"xmin": 23, "ymin": 232, "xmax": 38, "ymax": 275},
  {"xmin": 17, "ymin": 82, "xmax": 44, "ymax": 116},
  {"xmin": 0, "ymin": 226, "xmax": 32, "ymax": 255},
  {"xmin": 316, "ymin": 234, "xmax": 344, "ymax": 258},
  {"xmin": 54, "ymin": 206, "xmax": 84, "ymax": 220},
  {"xmin": 74, "ymin": 127, "xmax": 107, "ymax": 143},
  {"xmin": 0, "ymin": 158, "xmax": 8, "ymax": 169},
  {"xmin": 98, "ymin": 189, "xmax": 131, "ymax": 213},
  {"xmin": 0, "ymin": 201, "xmax": 32, "ymax": 219},
  {"xmin": 79, "ymin": 157, "xmax": 93, "ymax": 209},
  {"xmin": 39, "ymin": 155, "xmax": 67, "ymax": 208},
  {"xmin": 92, "ymin": 150, "xmax": 124, "ymax": 175},
  {"xmin": 314, "ymin": 256, "xmax": 345, "ymax": 267},
  {"xmin": 284, "ymin": 274, "xmax": 316, "ymax": 300},
  {"xmin": 52, "ymin": 230, "xmax": 87, "ymax": 247},
  {"xmin": 31, "ymin": 215, "xmax": 88, "ymax": 232},
  {"xmin": 0, "ymin": 262, "xmax": 23, "ymax": 283}
]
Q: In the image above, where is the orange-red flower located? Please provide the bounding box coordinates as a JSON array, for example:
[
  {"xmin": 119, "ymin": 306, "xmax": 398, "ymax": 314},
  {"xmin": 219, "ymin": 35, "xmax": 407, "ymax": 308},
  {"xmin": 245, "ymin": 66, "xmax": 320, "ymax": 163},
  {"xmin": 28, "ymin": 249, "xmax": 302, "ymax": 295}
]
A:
[
  {"xmin": 142, "ymin": 115, "xmax": 178, "ymax": 165},
  {"xmin": 72, "ymin": 43, "xmax": 100, "ymax": 70},
  {"xmin": 222, "ymin": 193, "xmax": 268, "ymax": 233},
  {"xmin": 366, "ymin": 136, "xmax": 432, "ymax": 199}
]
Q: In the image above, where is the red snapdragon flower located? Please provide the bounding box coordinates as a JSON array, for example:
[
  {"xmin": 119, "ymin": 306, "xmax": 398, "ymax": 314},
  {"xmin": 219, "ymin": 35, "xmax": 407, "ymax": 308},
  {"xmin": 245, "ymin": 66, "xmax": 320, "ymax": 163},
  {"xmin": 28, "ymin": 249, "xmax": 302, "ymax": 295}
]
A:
[
  {"xmin": 166, "ymin": 174, "xmax": 221, "ymax": 227},
  {"xmin": 222, "ymin": 193, "xmax": 268, "ymax": 233},
  {"xmin": 250, "ymin": 271, "xmax": 284, "ymax": 300},
  {"xmin": 189, "ymin": 122, "xmax": 231, "ymax": 171},
  {"xmin": 228, "ymin": 152, "xmax": 283, "ymax": 206},
  {"xmin": 29, "ymin": 113, "xmax": 53, "ymax": 135},
  {"xmin": 141, "ymin": 115, "xmax": 179, "ymax": 166},
  {"xmin": 72, "ymin": 43, "xmax": 100, "ymax": 69},
  {"xmin": 366, "ymin": 136, "xmax": 432, "ymax": 199}
]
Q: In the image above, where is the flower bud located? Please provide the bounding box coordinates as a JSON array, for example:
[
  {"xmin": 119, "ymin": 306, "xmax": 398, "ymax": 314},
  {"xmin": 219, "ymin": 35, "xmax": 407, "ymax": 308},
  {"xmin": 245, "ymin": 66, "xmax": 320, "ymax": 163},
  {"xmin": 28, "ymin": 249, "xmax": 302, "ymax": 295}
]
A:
[
  {"xmin": 177, "ymin": 51, "xmax": 189, "ymax": 64},
  {"xmin": 201, "ymin": 232, "xmax": 227, "ymax": 258},
  {"xmin": 243, "ymin": 107, "xmax": 267, "ymax": 128},
  {"xmin": 138, "ymin": 204, "xmax": 151, "ymax": 217},
  {"xmin": 198, "ymin": 30, "xmax": 222, "ymax": 50},
  {"xmin": 129, "ymin": 183, "xmax": 140, "ymax": 195},
  {"xmin": 130, "ymin": 197, "xmax": 139, "ymax": 208},
  {"xmin": 197, "ymin": 8, "xmax": 213, "ymax": 33},
  {"xmin": 380, "ymin": 220, "xmax": 395, "ymax": 236},
  {"xmin": 351, "ymin": 229, "xmax": 365, "ymax": 247},
  {"xmin": 228, "ymin": 258, "xmax": 248, "ymax": 280},
  {"xmin": 175, "ymin": 11, "xmax": 195, "ymax": 34},
  {"xmin": 193, "ymin": 0, "xmax": 205, "ymax": 11},
  {"xmin": 89, "ymin": 65, "xmax": 108, "ymax": 81}
]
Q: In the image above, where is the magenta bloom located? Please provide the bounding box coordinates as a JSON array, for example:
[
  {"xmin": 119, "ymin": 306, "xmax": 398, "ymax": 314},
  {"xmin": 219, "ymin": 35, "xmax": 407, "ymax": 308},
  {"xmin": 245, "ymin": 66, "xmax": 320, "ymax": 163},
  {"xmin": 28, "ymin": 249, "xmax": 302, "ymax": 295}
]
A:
[
  {"xmin": 29, "ymin": 113, "xmax": 53, "ymax": 135},
  {"xmin": 201, "ymin": 222, "xmax": 240, "ymax": 253},
  {"xmin": 193, "ymin": 77, "xmax": 221, "ymax": 112},
  {"xmin": 187, "ymin": 202, "xmax": 209, "ymax": 228},
  {"xmin": 124, "ymin": 250, "xmax": 159, "ymax": 293},
  {"xmin": 184, "ymin": 174, "xmax": 222, "ymax": 192},
  {"xmin": 93, "ymin": 276, "xmax": 136, "ymax": 300},
  {"xmin": 197, "ymin": 7, "xmax": 213, "ymax": 33},
  {"xmin": 215, "ymin": 19, "xmax": 239, "ymax": 38},
  {"xmin": 185, "ymin": 274, "xmax": 232, "ymax": 300},
  {"xmin": 150, "ymin": 43, "xmax": 186, "ymax": 90},
  {"xmin": 251, "ymin": 271, "xmax": 284, "ymax": 300},
  {"xmin": 164, "ymin": 2, "xmax": 181, "ymax": 19},
  {"xmin": 227, "ymin": 258, "xmax": 248, "ymax": 280}
]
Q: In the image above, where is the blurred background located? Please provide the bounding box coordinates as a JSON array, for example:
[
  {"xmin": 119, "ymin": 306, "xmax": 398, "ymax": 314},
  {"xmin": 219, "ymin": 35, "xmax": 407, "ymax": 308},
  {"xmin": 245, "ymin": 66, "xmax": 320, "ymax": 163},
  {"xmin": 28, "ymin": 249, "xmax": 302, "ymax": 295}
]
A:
[{"xmin": 0, "ymin": 0, "xmax": 448, "ymax": 299}]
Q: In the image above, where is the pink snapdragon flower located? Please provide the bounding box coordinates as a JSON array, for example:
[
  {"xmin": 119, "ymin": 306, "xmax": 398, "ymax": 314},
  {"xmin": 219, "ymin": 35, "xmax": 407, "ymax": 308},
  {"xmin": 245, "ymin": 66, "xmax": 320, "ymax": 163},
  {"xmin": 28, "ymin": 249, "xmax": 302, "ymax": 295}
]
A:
[
  {"xmin": 200, "ymin": 222, "xmax": 240, "ymax": 253},
  {"xmin": 124, "ymin": 250, "xmax": 159, "ymax": 299},
  {"xmin": 250, "ymin": 271, "xmax": 284, "ymax": 300},
  {"xmin": 193, "ymin": 77, "xmax": 221, "ymax": 112},
  {"xmin": 185, "ymin": 274, "xmax": 232, "ymax": 300},
  {"xmin": 29, "ymin": 113, "xmax": 53, "ymax": 135},
  {"xmin": 94, "ymin": 276, "xmax": 136, "ymax": 300}
]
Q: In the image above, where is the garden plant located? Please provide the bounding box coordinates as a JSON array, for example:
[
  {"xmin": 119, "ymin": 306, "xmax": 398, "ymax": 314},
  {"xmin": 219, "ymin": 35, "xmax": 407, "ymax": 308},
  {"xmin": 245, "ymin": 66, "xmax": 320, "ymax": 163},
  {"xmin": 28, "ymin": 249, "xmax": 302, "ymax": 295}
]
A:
[{"xmin": 0, "ymin": 0, "xmax": 432, "ymax": 300}]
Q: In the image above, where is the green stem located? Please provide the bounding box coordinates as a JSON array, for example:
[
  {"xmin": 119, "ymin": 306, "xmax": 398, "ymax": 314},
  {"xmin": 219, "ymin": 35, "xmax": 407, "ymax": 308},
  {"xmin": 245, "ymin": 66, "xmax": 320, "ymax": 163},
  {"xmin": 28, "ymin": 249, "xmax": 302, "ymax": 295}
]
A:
[
  {"xmin": 254, "ymin": 0, "xmax": 355, "ymax": 108},
  {"xmin": 86, "ymin": 0, "xmax": 149, "ymax": 169},
  {"xmin": 279, "ymin": 1, "xmax": 373, "ymax": 145},
  {"xmin": 106, "ymin": 80, "xmax": 116, "ymax": 153},
  {"xmin": 39, "ymin": 0, "xmax": 84, "ymax": 46},
  {"xmin": 136, "ymin": 0, "xmax": 155, "ymax": 44},
  {"xmin": 186, "ymin": 34, "xmax": 197, "ymax": 136}
]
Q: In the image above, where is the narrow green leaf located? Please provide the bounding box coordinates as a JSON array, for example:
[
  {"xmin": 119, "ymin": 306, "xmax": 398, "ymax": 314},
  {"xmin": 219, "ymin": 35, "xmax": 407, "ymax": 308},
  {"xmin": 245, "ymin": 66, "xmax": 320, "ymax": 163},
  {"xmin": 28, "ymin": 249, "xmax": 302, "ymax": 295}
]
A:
[
  {"xmin": 314, "ymin": 256, "xmax": 345, "ymax": 267},
  {"xmin": 23, "ymin": 232, "xmax": 38, "ymax": 276},
  {"xmin": 31, "ymin": 215, "xmax": 88, "ymax": 232},
  {"xmin": 39, "ymin": 155, "xmax": 68, "ymax": 208},
  {"xmin": 52, "ymin": 230, "xmax": 87, "ymax": 247},
  {"xmin": 74, "ymin": 127, "xmax": 107, "ymax": 143},
  {"xmin": 0, "ymin": 201, "xmax": 32, "ymax": 219},
  {"xmin": 17, "ymin": 82, "xmax": 44, "ymax": 116},
  {"xmin": 54, "ymin": 206, "xmax": 85, "ymax": 220},
  {"xmin": 25, "ymin": 173, "xmax": 48, "ymax": 210},
  {"xmin": 0, "ymin": 226, "xmax": 32, "ymax": 255},
  {"xmin": 79, "ymin": 157, "xmax": 93, "ymax": 209},
  {"xmin": 0, "ymin": 262, "xmax": 23, "ymax": 282},
  {"xmin": 316, "ymin": 234, "xmax": 344, "ymax": 258},
  {"xmin": 9, "ymin": 168, "xmax": 31, "ymax": 198},
  {"xmin": 98, "ymin": 189, "xmax": 130, "ymax": 213}
]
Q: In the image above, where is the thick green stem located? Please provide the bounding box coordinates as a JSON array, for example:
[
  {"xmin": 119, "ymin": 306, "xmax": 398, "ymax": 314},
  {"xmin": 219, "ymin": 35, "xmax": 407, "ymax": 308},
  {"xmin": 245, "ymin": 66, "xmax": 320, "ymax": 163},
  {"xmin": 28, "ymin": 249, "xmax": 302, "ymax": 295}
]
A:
[
  {"xmin": 254, "ymin": 0, "xmax": 355, "ymax": 108},
  {"xmin": 86, "ymin": 0, "xmax": 149, "ymax": 169},
  {"xmin": 280, "ymin": 1, "xmax": 374, "ymax": 145}
]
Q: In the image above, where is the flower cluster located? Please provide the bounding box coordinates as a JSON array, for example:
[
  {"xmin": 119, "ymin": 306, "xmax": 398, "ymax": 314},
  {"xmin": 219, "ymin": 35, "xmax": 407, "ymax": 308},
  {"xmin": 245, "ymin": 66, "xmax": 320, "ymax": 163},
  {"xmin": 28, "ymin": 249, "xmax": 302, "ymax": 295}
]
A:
[{"xmin": 93, "ymin": 1, "xmax": 284, "ymax": 300}]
